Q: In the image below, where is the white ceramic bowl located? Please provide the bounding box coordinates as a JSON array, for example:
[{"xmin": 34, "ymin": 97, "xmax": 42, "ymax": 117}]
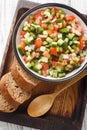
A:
[{"xmin": 12, "ymin": 3, "xmax": 87, "ymax": 82}]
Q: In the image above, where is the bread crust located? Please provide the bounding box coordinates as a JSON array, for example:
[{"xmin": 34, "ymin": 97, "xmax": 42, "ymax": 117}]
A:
[
  {"xmin": 0, "ymin": 72, "xmax": 31, "ymax": 107},
  {"xmin": 11, "ymin": 58, "xmax": 41, "ymax": 92},
  {"xmin": 0, "ymin": 85, "xmax": 18, "ymax": 112}
]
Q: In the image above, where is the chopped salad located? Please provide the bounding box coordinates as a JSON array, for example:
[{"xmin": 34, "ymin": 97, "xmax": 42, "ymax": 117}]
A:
[{"xmin": 17, "ymin": 7, "xmax": 87, "ymax": 78}]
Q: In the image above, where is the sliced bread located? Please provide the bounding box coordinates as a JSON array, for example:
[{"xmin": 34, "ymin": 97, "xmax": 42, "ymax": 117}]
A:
[
  {"xmin": 11, "ymin": 58, "xmax": 41, "ymax": 92},
  {"xmin": 1, "ymin": 72, "xmax": 31, "ymax": 107},
  {"xmin": 0, "ymin": 86, "xmax": 17, "ymax": 112}
]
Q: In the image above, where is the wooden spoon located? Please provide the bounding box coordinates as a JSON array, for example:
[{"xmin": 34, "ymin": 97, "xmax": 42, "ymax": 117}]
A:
[{"xmin": 27, "ymin": 69, "xmax": 87, "ymax": 117}]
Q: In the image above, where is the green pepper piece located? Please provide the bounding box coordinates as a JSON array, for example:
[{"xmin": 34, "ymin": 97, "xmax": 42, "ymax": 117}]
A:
[
  {"xmin": 17, "ymin": 45, "xmax": 24, "ymax": 56},
  {"xmin": 59, "ymin": 28, "xmax": 69, "ymax": 33},
  {"xmin": 36, "ymin": 27, "xmax": 43, "ymax": 34},
  {"xmin": 29, "ymin": 14, "xmax": 34, "ymax": 19},
  {"xmin": 62, "ymin": 42, "xmax": 68, "ymax": 48}
]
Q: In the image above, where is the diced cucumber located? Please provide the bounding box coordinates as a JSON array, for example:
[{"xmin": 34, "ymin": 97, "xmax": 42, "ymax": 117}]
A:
[
  {"xmin": 46, "ymin": 37, "xmax": 53, "ymax": 43},
  {"xmin": 30, "ymin": 25, "xmax": 35, "ymax": 31},
  {"xmin": 33, "ymin": 63, "xmax": 42, "ymax": 72},
  {"xmin": 59, "ymin": 9, "xmax": 65, "ymax": 14},
  {"xmin": 25, "ymin": 51, "xmax": 30, "ymax": 56},
  {"xmin": 49, "ymin": 69, "xmax": 58, "ymax": 78},
  {"xmin": 23, "ymin": 26, "xmax": 30, "ymax": 31},
  {"xmin": 39, "ymin": 57, "xmax": 48, "ymax": 63},
  {"xmin": 56, "ymin": 66, "xmax": 64, "ymax": 72},
  {"xmin": 58, "ymin": 54, "xmax": 63, "ymax": 62},
  {"xmin": 72, "ymin": 40, "xmax": 79, "ymax": 45},
  {"xmin": 17, "ymin": 45, "xmax": 24, "ymax": 55},
  {"xmin": 58, "ymin": 22, "xmax": 63, "ymax": 28},
  {"xmin": 57, "ymin": 39, "xmax": 64, "ymax": 46},
  {"xmin": 48, "ymin": 23, "xmax": 54, "ymax": 30},
  {"xmin": 51, "ymin": 11, "xmax": 56, "ymax": 17},
  {"xmin": 65, "ymin": 49, "xmax": 70, "ymax": 54},
  {"xmin": 58, "ymin": 73, "xmax": 66, "ymax": 78},
  {"xmin": 59, "ymin": 28, "xmax": 69, "ymax": 33},
  {"xmin": 51, "ymin": 42, "xmax": 57, "ymax": 47},
  {"xmin": 43, "ymin": 41, "xmax": 48, "ymax": 45},
  {"xmin": 24, "ymin": 39, "xmax": 29, "ymax": 45},
  {"xmin": 40, "ymin": 46, "xmax": 46, "ymax": 52},
  {"xmin": 25, "ymin": 62, "xmax": 32, "ymax": 68},
  {"xmin": 36, "ymin": 27, "xmax": 43, "ymax": 34},
  {"xmin": 56, "ymin": 18, "xmax": 63, "ymax": 23},
  {"xmin": 29, "ymin": 14, "xmax": 34, "ymax": 19},
  {"xmin": 57, "ymin": 46, "xmax": 60, "ymax": 52},
  {"xmin": 27, "ymin": 55, "xmax": 32, "ymax": 61},
  {"xmin": 58, "ymin": 33, "xmax": 62, "ymax": 39},
  {"xmin": 73, "ymin": 36, "xmax": 79, "ymax": 41},
  {"xmin": 53, "ymin": 37, "xmax": 58, "ymax": 42},
  {"xmin": 67, "ymin": 33, "xmax": 75, "ymax": 40}
]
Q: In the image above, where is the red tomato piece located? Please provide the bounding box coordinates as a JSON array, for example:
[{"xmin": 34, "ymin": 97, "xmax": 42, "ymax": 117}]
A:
[
  {"xmin": 50, "ymin": 47, "xmax": 57, "ymax": 55},
  {"xmin": 52, "ymin": 61, "xmax": 58, "ymax": 67},
  {"xmin": 22, "ymin": 55, "xmax": 28, "ymax": 63},
  {"xmin": 51, "ymin": 31, "xmax": 58, "ymax": 38},
  {"xmin": 51, "ymin": 7, "xmax": 57, "ymax": 13},
  {"xmin": 43, "ymin": 51, "xmax": 50, "ymax": 58},
  {"xmin": 20, "ymin": 41, "xmax": 26, "ymax": 51},
  {"xmin": 34, "ymin": 38, "xmax": 43, "ymax": 48},
  {"xmin": 47, "ymin": 29, "xmax": 54, "ymax": 35},
  {"xmin": 65, "ymin": 15, "xmax": 75, "ymax": 21},
  {"xmin": 31, "ymin": 52, "xmax": 37, "ymax": 59},
  {"xmin": 41, "ymin": 23, "xmax": 47, "ymax": 29},
  {"xmin": 56, "ymin": 12, "xmax": 60, "ymax": 18},
  {"xmin": 79, "ymin": 36, "xmax": 86, "ymax": 49},
  {"xmin": 53, "ymin": 23, "xmax": 59, "ymax": 31},
  {"xmin": 20, "ymin": 31, "xmax": 26, "ymax": 38},
  {"xmin": 42, "ymin": 63, "xmax": 49, "ymax": 71}
]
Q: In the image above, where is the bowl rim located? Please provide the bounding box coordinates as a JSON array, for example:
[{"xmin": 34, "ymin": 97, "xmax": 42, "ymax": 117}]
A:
[{"xmin": 12, "ymin": 3, "xmax": 87, "ymax": 82}]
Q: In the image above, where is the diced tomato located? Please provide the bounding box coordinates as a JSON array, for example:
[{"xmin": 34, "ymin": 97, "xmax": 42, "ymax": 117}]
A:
[
  {"xmin": 34, "ymin": 12, "xmax": 43, "ymax": 24},
  {"xmin": 79, "ymin": 57, "xmax": 84, "ymax": 63},
  {"xmin": 22, "ymin": 55, "xmax": 28, "ymax": 63},
  {"xmin": 34, "ymin": 38, "xmax": 43, "ymax": 48},
  {"xmin": 56, "ymin": 12, "xmax": 60, "ymax": 18},
  {"xmin": 39, "ymin": 10, "xmax": 44, "ymax": 16},
  {"xmin": 58, "ymin": 60, "xmax": 67, "ymax": 66},
  {"xmin": 35, "ymin": 15, "xmax": 42, "ymax": 24},
  {"xmin": 50, "ymin": 47, "xmax": 57, "ymax": 55},
  {"xmin": 28, "ymin": 18, "xmax": 34, "ymax": 23},
  {"xmin": 51, "ymin": 7, "xmax": 57, "ymax": 13},
  {"xmin": 65, "ymin": 15, "xmax": 75, "ymax": 21},
  {"xmin": 20, "ymin": 41, "xmax": 26, "ymax": 51},
  {"xmin": 41, "ymin": 23, "xmax": 47, "ymax": 29},
  {"xmin": 43, "ymin": 51, "xmax": 50, "ymax": 58},
  {"xmin": 52, "ymin": 61, "xmax": 58, "ymax": 67},
  {"xmin": 47, "ymin": 29, "xmax": 54, "ymax": 35},
  {"xmin": 31, "ymin": 52, "xmax": 37, "ymax": 59},
  {"xmin": 51, "ymin": 31, "xmax": 58, "ymax": 38},
  {"xmin": 79, "ymin": 36, "xmax": 86, "ymax": 49},
  {"xmin": 20, "ymin": 31, "xmax": 26, "ymax": 38},
  {"xmin": 42, "ymin": 63, "xmax": 49, "ymax": 76},
  {"xmin": 42, "ymin": 63, "xmax": 49, "ymax": 71},
  {"xmin": 53, "ymin": 22, "xmax": 59, "ymax": 31},
  {"xmin": 63, "ymin": 20, "xmax": 67, "ymax": 28},
  {"xmin": 42, "ymin": 70, "xmax": 47, "ymax": 76},
  {"xmin": 76, "ymin": 24, "xmax": 83, "ymax": 33}
]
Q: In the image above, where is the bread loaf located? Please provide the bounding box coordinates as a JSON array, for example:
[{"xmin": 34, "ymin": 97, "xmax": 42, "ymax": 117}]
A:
[
  {"xmin": 11, "ymin": 58, "xmax": 41, "ymax": 92},
  {"xmin": 1, "ymin": 72, "xmax": 31, "ymax": 107},
  {"xmin": 0, "ymin": 86, "xmax": 18, "ymax": 112}
]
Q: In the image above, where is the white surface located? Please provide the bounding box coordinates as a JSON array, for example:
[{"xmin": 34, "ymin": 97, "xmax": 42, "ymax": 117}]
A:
[{"xmin": 0, "ymin": 0, "xmax": 87, "ymax": 130}]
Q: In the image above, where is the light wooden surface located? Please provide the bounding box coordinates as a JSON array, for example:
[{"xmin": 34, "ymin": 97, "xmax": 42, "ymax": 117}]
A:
[{"xmin": 0, "ymin": 0, "xmax": 87, "ymax": 130}]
